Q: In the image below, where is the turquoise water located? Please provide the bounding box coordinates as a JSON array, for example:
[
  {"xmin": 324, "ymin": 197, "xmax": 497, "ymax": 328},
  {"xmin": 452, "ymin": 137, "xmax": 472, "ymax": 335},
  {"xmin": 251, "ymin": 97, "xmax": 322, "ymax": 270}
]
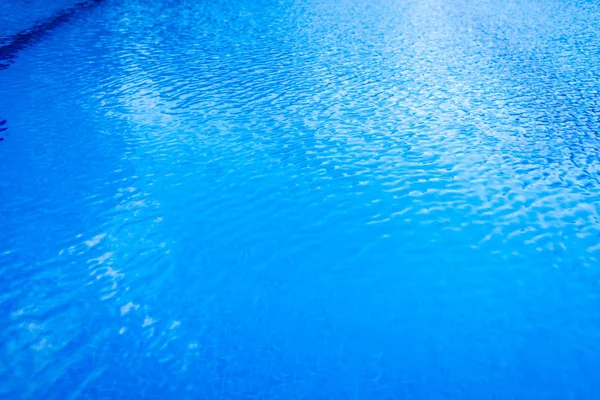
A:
[{"xmin": 2, "ymin": 0, "xmax": 600, "ymax": 398}]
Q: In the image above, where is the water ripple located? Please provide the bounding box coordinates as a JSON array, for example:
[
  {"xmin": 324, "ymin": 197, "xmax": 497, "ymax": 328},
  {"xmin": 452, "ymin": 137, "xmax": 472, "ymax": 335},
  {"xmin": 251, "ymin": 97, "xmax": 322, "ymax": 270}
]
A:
[{"xmin": 2, "ymin": 0, "xmax": 600, "ymax": 398}]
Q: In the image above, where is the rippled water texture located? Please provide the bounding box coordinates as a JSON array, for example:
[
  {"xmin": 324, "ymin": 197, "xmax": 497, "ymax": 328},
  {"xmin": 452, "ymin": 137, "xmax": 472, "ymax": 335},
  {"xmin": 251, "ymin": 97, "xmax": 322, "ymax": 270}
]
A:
[{"xmin": 2, "ymin": 0, "xmax": 600, "ymax": 398}]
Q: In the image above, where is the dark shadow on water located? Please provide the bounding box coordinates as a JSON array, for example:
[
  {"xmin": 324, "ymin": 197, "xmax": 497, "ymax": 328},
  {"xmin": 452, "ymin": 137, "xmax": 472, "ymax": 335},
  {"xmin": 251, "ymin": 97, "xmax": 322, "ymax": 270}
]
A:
[
  {"xmin": 0, "ymin": 119, "xmax": 6, "ymax": 142},
  {"xmin": 0, "ymin": 0, "xmax": 104, "ymax": 70}
]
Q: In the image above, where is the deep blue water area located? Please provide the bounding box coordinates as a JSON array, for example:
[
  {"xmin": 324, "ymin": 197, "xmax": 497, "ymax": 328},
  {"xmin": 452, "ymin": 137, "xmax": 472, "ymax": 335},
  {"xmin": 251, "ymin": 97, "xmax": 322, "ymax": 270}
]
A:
[{"xmin": 2, "ymin": 0, "xmax": 600, "ymax": 398}]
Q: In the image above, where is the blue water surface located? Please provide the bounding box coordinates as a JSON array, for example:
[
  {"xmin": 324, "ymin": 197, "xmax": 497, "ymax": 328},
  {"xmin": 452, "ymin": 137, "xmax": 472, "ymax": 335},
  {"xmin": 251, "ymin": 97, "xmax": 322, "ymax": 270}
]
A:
[
  {"xmin": 2, "ymin": 0, "xmax": 600, "ymax": 398},
  {"xmin": 0, "ymin": 0, "xmax": 79, "ymax": 37}
]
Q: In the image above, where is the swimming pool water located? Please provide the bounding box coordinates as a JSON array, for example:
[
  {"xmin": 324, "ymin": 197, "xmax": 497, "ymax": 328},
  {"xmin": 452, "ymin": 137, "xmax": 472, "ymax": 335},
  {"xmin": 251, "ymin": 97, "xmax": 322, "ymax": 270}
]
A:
[{"xmin": 2, "ymin": 0, "xmax": 600, "ymax": 398}]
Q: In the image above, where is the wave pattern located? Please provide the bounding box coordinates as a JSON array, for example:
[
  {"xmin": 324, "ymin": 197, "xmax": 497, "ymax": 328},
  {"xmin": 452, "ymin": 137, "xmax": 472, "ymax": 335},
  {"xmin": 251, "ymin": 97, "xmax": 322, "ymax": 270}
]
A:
[{"xmin": 1, "ymin": 0, "xmax": 600, "ymax": 398}]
